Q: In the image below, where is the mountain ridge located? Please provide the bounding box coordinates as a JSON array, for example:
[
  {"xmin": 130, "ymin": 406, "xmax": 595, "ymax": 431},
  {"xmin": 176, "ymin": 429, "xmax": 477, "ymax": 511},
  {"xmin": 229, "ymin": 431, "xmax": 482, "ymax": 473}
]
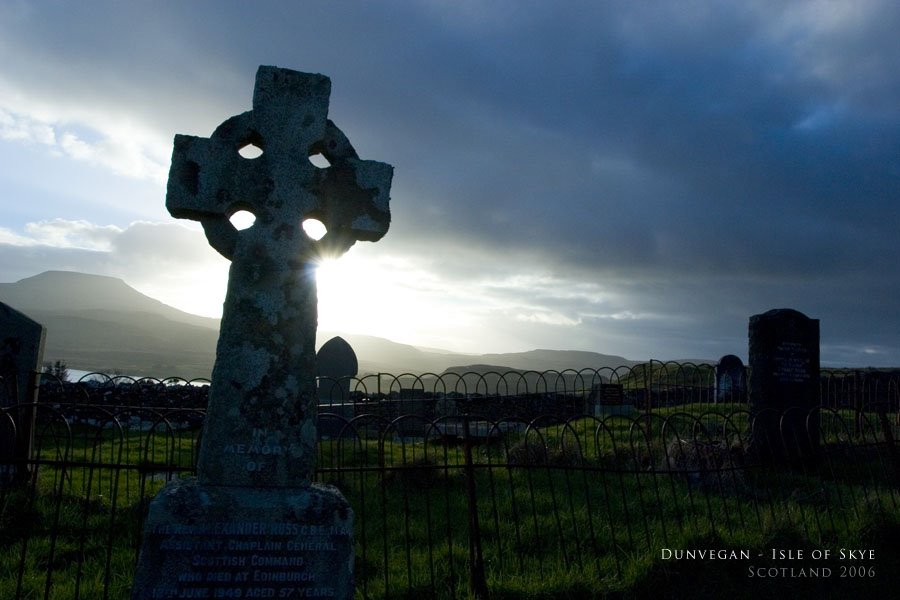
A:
[
  {"xmin": 0, "ymin": 271, "xmax": 220, "ymax": 330},
  {"xmin": 1, "ymin": 271, "xmax": 643, "ymax": 378}
]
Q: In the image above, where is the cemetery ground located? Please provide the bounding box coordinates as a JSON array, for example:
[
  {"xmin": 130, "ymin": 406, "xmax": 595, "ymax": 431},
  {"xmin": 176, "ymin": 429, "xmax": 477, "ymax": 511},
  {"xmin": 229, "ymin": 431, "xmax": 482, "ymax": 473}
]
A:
[{"xmin": 2, "ymin": 394, "xmax": 899, "ymax": 599}]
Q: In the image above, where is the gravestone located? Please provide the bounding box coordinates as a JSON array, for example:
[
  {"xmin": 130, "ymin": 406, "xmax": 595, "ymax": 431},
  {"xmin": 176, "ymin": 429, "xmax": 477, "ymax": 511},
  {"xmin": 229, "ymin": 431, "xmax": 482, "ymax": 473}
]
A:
[
  {"xmin": 317, "ymin": 336, "xmax": 358, "ymax": 406},
  {"xmin": 317, "ymin": 336, "xmax": 358, "ymax": 434},
  {"xmin": 748, "ymin": 309, "xmax": 820, "ymax": 465},
  {"xmin": 0, "ymin": 302, "xmax": 45, "ymax": 485},
  {"xmin": 588, "ymin": 383, "xmax": 637, "ymax": 417},
  {"xmin": 132, "ymin": 66, "xmax": 393, "ymax": 600},
  {"xmin": 715, "ymin": 354, "xmax": 747, "ymax": 404}
]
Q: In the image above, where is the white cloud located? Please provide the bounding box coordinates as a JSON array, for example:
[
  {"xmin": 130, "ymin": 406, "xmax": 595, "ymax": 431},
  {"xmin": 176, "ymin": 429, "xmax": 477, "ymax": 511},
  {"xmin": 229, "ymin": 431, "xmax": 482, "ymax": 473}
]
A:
[
  {"xmin": 0, "ymin": 93, "xmax": 170, "ymax": 184},
  {"xmin": 591, "ymin": 311, "xmax": 662, "ymax": 322},
  {"xmin": 0, "ymin": 108, "xmax": 56, "ymax": 145},
  {"xmin": 514, "ymin": 311, "xmax": 581, "ymax": 327},
  {"xmin": 23, "ymin": 219, "xmax": 122, "ymax": 250},
  {"xmin": 58, "ymin": 132, "xmax": 93, "ymax": 160},
  {"xmin": 2, "ymin": 219, "xmax": 125, "ymax": 252}
]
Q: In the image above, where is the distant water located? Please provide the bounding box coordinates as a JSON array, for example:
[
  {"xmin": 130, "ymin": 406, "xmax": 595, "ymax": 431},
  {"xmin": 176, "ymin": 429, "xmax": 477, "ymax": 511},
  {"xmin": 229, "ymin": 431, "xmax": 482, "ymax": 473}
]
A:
[
  {"xmin": 60, "ymin": 369, "xmax": 209, "ymax": 385},
  {"xmin": 66, "ymin": 368, "xmax": 137, "ymax": 382}
]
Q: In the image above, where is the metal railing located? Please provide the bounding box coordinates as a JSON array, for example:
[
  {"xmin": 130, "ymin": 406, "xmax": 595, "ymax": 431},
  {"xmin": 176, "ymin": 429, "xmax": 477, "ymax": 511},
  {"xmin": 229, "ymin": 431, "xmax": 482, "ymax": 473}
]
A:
[{"xmin": 1, "ymin": 369, "xmax": 899, "ymax": 598}]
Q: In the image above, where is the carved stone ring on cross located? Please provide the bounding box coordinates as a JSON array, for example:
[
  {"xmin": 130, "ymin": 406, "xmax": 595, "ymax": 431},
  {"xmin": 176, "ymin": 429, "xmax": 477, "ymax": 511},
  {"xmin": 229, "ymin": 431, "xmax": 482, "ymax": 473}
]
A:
[
  {"xmin": 191, "ymin": 117, "xmax": 383, "ymax": 261},
  {"xmin": 166, "ymin": 66, "xmax": 392, "ymax": 267}
]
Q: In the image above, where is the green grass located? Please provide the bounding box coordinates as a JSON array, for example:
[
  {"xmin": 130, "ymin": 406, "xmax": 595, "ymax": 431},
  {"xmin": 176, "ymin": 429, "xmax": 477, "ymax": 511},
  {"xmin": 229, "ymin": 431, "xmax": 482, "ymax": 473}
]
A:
[
  {"xmin": 2, "ymin": 406, "xmax": 899, "ymax": 598},
  {"xmin": 318, "ymin": 408, "xmax": 900, "ymax": 597}
]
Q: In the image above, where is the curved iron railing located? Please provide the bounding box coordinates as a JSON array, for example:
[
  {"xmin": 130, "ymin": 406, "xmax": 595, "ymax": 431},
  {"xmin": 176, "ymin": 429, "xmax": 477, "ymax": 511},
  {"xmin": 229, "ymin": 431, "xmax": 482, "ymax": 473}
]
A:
[{"xmin": 2, "ymin": 380, "xmax": 899, "ymax": 598}]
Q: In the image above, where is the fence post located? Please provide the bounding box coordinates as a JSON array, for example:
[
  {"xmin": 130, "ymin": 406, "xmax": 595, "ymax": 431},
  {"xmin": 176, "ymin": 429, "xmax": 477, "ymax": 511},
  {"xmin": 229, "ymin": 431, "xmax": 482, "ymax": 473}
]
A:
[
  {"xmin": 876, "ymin": 409, "xmax": 900, "ymax": 487},
  {"xmin": 463, "ymin": 414, "xmax": 488, "ymax": 598},
  {"xmin": 17, "ymin": 369, "xmax": 41, "ymax": 481},
  {"xmin": 644, "ymin": 360, "xmax": 654, "ymax": 437}
]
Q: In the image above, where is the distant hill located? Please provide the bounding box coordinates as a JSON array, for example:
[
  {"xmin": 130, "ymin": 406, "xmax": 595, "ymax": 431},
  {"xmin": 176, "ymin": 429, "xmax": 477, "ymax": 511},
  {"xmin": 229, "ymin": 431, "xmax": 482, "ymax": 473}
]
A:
[
  {"xmin": 0, "ymin": 271, "xmax": 220, "ymax": 330},
  {"xmin": 0, "ymin": 271, "xmax": 643, "ymax": 378},
  {"xmin": 470, "ymin": 349, "xmax": 638, "ymax": 372},
  {"xmin": 0, "ymin": 271, "xmax": 220, "ymax": 378}
]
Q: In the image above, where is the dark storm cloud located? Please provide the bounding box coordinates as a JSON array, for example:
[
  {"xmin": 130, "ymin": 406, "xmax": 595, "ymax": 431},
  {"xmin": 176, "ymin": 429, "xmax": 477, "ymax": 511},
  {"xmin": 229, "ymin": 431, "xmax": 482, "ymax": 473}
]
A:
[
  {"xmin": 1, "ymin": 1, "xmax": 898, "ymax": 364},
  {"xmin": 308, "ymin": 1, "xmax": 900, "ymax": 292}
]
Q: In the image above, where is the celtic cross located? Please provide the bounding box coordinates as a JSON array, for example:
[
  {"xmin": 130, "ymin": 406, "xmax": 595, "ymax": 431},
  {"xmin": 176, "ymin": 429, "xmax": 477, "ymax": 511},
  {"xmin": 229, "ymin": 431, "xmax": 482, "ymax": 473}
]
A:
[{"xmin": 166, "ymin": 66, "xmax": 392, "ymax": 487}]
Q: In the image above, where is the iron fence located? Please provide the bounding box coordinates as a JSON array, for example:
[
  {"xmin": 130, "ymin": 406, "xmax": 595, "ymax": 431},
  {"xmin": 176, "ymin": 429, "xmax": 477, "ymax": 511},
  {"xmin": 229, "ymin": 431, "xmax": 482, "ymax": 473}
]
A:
[
  {"xmin": 1, "ymin": 370, "xmax": 899, "ymax": 598},
  {"xmin": 36, "ymin": 364, "xmax": 900, "ymax": 415}
]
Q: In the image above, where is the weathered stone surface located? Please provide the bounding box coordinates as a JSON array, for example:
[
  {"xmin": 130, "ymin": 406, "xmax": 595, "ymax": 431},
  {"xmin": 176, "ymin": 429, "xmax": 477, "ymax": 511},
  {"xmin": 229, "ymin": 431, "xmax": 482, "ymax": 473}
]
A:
[
  {"xmin": 748, "ymin": 308, "xmax": 820, "ymax": 465},
  {"xmin": 166, "ymin": 67, "xmax": 391, "ymax": 267},
  {"xmin": 165, "ymin": 65, "xmax": 392, "ymax": 488},
  {"xmin": 133, "ymin": 479, "xmax": 353, "ymax": 600},
  {"xmin": 0, "ymin": 302, "xmax": 45, "ymax": 485},
  {"xmin": 133, "ymin": 66, "xmax": 393, "ymax": 600}
]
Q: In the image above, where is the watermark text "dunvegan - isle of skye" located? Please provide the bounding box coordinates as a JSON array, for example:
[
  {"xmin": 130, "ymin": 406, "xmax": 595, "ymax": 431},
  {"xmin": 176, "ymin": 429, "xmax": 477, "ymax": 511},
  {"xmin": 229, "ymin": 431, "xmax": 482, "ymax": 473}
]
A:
[{"xmin": 661, "ymin": 549, "xmax": 750, "ymax": 560}]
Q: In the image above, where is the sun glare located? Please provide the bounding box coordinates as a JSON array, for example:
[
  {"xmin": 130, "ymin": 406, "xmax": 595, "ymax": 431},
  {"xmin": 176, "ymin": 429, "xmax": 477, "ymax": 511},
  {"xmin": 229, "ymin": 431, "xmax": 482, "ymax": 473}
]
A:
[{"xmin": 315, "ymin": 252, "xmax": 435, "ymax": 344}]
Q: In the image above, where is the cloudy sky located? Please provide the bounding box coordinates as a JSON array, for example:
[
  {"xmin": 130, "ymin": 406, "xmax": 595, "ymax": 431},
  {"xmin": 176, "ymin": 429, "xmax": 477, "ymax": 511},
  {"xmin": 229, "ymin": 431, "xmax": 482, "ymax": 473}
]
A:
[{"xmin": 1, "ymin": 1, "xmax": 898, "ymax": 367}]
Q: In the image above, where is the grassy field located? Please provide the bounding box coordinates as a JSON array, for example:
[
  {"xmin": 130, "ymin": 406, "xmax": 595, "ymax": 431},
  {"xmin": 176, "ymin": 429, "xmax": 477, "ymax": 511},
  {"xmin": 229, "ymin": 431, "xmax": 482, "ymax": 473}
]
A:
[{"xmin": 2, "ymin": 405, "xmax": 899, "ymax": 598}]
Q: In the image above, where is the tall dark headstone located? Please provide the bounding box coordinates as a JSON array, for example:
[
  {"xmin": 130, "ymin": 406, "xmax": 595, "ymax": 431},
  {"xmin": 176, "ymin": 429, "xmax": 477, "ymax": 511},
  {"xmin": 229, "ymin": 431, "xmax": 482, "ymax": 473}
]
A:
[
  {"xmin": 132, "ymin": 66, "xmax": 393, "ymax": 600},
  {"xmin": 0, "ymin": 302, "xmax": 46, "ymax": 485},
  {"xmin": 748, "ymin": 309, "xmax": 820, "ymax": 465},
  {"xmin": 715, "ymin": 354, "xmax": 747, "ymax": 404}
]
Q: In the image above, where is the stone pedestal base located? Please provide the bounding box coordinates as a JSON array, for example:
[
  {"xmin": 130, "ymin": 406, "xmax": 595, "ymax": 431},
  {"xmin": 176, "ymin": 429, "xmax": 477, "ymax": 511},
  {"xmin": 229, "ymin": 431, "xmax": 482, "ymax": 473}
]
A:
[{"xmin": 132, "ymin": 478, "xmax": 353, "ymax": 600}]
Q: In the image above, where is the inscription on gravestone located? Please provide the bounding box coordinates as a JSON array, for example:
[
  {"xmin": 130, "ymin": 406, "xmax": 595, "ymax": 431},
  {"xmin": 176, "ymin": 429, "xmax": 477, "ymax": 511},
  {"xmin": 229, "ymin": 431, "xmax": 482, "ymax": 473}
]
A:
[
  {"xmin": 773, "ymin": 341, "xmax": 812, "ymax": 384},
  {"xmin": 748, "ymin": 308, "xmax": 820, "ymax": 465},
  {"xmin": 598, "ymin": 383, "xmax": 624, "ymax": 405},
  {"xmin": 588, "ymin": 383, "xmax": 636, "ymax": 417},
  {"xmin": 132, "ymin": 66, "xmax": 393, "ymax": 600}
]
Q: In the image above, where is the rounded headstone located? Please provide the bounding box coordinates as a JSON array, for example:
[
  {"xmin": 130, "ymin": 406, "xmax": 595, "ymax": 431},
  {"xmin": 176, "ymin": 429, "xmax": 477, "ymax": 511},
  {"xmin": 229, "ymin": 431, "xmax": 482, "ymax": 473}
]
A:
[
  {"xmin": 317, "ymin": 336, "xmax": 358, "ymax": 379},
  {"xmin": 715, "ymin": 354, "xmax": 746, "ymax": 403}
]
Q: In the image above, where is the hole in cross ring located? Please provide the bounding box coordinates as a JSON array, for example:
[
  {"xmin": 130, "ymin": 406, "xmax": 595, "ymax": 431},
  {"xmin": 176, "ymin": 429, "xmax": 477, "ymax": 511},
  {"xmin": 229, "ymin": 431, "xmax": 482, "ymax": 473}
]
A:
[
  {"xmin": 238, "ymin": 143, "xmax": 264, "ymax": 159},
  {"xmin": 229, "ymin": 210, "xmax": 256, "ymax": 230},
  {"xmin": 302, "ymin": 218, "xmax": 327, "ymax": 240},
  {"xmin": 308, "ymin": 153, "xmax": 330, "ymax": 169}
]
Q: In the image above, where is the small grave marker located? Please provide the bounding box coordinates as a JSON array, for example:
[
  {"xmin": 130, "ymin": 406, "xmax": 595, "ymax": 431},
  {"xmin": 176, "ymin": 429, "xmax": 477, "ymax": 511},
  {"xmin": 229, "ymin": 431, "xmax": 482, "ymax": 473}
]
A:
[
  {"xmin": 317, "ymin": 335, "xmax": 358, "ymax": 406},
  {"xmin": 598, "ymin": 383, "xmax": 624, "ymax": 405},
  {"xmin": 588, "ymin": 383, "xmax": 636, "ymax": 417},
  {"xmin": 715, "ymin": 354, "xmax": 747, "ymax": 404},
  {"xmin": 317, "ymin": 336, "xmax": 358, "ymax": 432}
]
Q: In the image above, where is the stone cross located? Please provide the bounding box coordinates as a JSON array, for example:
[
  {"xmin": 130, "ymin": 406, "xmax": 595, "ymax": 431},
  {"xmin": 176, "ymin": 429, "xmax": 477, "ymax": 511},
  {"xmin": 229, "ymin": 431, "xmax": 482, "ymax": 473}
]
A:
[
  {"xmin": 166, "ymin": 66, "xmax": 392, "ymax": 487},
  {"xmin": 133, "ymin": 66, "xmax": 391, "ymax": 600}
]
